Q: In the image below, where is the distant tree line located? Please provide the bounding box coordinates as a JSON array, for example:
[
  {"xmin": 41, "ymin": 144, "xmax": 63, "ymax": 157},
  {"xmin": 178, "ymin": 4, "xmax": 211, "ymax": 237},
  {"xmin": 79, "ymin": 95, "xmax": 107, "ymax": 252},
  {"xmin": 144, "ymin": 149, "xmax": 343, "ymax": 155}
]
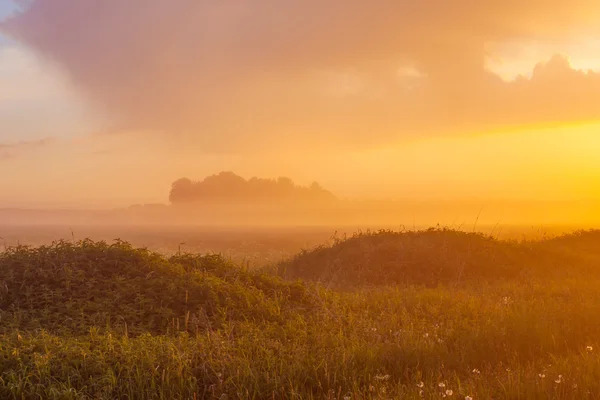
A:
[{"xmin": 169, "ymin": 172, "xmax": 337, "ymax": 205}]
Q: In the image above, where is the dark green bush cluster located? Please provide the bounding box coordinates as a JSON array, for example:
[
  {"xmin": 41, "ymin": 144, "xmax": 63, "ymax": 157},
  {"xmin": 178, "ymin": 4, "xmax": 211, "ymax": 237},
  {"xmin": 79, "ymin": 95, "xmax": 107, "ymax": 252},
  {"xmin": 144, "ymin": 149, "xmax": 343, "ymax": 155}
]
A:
[{"xmin": 0, "ymin": 239, "xmax": 313, "ymax": 336}]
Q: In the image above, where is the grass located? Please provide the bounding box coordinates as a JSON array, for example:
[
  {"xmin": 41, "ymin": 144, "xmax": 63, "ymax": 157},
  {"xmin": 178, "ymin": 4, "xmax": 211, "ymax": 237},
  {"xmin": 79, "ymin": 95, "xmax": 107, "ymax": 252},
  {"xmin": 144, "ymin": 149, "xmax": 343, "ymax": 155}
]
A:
[{"xmin": 1, "ymin": 229, "xmax": 600, "ymax": 399}]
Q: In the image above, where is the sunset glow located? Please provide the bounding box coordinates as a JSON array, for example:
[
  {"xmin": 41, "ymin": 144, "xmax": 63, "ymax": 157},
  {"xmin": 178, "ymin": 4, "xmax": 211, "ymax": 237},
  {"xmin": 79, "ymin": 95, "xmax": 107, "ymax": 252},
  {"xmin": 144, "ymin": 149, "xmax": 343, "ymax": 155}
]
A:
[{"xmin": 1, "ymin": 0, "xmax": 600, "ymax": 224}]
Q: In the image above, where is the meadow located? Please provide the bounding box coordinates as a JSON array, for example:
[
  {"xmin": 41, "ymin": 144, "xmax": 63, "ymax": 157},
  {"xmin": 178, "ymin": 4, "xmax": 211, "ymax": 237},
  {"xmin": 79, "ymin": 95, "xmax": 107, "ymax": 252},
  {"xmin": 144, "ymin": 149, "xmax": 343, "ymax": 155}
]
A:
[{"xmin": 1, "ymin": 228, "xmax": 600, "ymax": 399}]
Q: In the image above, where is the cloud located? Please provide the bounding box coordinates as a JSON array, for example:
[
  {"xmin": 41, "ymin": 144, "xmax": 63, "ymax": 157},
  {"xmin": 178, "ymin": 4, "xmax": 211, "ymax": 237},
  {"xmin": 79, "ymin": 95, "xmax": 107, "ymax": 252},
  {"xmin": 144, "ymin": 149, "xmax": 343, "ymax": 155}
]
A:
[{"xmin": 2, "ymin": 1, "xmax": 600, "ymax": 151}]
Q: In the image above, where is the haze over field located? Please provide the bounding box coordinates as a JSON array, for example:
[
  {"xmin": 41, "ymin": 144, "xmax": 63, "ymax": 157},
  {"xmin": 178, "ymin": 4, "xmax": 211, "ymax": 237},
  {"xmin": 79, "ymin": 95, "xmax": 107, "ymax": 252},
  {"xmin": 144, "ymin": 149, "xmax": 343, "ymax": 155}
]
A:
[
  {"xmin": 1, "ymin": 0, "xmax": 600, "ymax": 225},
  {"xmin": 5, "ymin": 3, "xmax": 600, "ymax": 399}
]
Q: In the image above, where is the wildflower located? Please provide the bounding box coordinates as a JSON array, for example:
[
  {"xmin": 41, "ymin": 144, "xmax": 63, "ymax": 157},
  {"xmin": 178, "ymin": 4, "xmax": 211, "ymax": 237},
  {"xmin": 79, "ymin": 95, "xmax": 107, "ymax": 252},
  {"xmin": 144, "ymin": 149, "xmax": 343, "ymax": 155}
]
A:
[
  {"xmin": 555, "ymin": 375, "xmax": 563, "ymax": 384},
  {"xmin": 438, "ymin": 382, "xmax": 446, "ymax": 388},
  {"xmin": 472, "ymin": 369, "xmax": 481, "ymax": 375},
  {"xmin": 538, "ymin": 373, "xmax": 545, "ymax": 379},
  {"xmin": 419, "ymin": 389, "xmax": 424, "ymax": 397},
  {"xmin": 465, "ymin": 397, "xmax": 473, "ymax": 400},
  {"xmin": 417, "ymin": 381, "xmax": 425, "ymax": 388},
  {"xmin": 375, "ymin": 374, "xmax": 390, "ymax": 381},
  {"xmin": 446, "ymin": 389, "xmax": 453, "ymax": 396},
  {"xmin": 587, "ymin": 346, "xmax": 593, "ymax": 352}
]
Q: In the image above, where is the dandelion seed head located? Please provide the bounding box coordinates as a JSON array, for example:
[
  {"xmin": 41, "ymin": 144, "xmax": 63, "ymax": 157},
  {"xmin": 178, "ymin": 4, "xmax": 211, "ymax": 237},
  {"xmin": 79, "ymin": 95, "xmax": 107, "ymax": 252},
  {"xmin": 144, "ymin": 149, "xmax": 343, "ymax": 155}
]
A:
[{"xmin": 375, "ymin": 374, "xmax": 390, "ymax": 381}]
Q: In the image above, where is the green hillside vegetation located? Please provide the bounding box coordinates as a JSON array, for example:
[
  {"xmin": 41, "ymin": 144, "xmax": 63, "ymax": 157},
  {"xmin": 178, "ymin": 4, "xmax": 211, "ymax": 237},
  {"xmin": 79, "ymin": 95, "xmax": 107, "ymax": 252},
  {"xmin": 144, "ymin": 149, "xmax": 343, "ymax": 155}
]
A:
[
  {"xmin": 0, "ymin": 240, "xmax": 312, "ymax": 336},
  {"xmin": 278, "ymin": 228, "xmax": 592, "ymax": 288},
  {"xmin": 1, "ymin": 230, "xmax": 600, "ymax": 399}
]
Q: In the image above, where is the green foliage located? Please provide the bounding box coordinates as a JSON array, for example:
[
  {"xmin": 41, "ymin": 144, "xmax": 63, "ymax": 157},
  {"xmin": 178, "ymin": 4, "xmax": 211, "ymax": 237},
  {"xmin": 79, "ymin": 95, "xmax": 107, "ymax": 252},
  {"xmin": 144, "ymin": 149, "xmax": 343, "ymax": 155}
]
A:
[
  {"xmin": 278, "ymin": 228, "xmax": 589, "ymax": 288},
  {"xmin": 0, "ymin": 239, "xmax": 314, "ymax": 336},
  {"xmin": 1, "ymin": 231, "xmax": 600, "ymax": 399}
]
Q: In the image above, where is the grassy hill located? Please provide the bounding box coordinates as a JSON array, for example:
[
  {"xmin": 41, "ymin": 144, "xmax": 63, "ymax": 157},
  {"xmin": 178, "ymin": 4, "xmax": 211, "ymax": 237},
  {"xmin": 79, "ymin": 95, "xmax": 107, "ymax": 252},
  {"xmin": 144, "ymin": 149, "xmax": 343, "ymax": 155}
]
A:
[
  {"xmin": 1, "ymin": 230, "xmax": 600, "ymax": 399},
  {"xmin": 0, "ymin": 239, "xmax": 312, "ymax": 336},
  {"xmin": 278, "ymin": 228, "xmax": 592, "ymax": 288}
]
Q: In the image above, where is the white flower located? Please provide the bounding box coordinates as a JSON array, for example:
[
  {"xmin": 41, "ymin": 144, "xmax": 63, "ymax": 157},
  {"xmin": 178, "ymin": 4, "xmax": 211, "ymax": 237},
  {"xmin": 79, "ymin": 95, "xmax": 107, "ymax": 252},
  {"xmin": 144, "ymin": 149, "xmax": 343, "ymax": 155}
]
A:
[
  {"xmin": 555, "ymin": 375, "xmax": 563, "ymax": 384},
  {"xmin": 587, "ymin": 346, "xmax": 593, "ymax": 352},
  {"xmin": 419, "ymin": 389, "xmax": 424, "ymax": 397},
  {"xmin": 465, "ymin": 396, "xmax": 473, "ymax": 400},
  {"xmin": 445, "ymin": 389, "xmax": 453, "ymax": 396},
  {"xmin": 538, "ymin": 373, "xmax": 545, "ymax": 379},
  {"xmin": 438, "ymin": 382, "xmax": 446, "ymax": 388},
  {"xmin": 472, "ymin": 368, "xmax": 480, "ymax": 375},
  {"xmin": 417, "ymin": 381, "xmax": 424, "ymax": 388}
]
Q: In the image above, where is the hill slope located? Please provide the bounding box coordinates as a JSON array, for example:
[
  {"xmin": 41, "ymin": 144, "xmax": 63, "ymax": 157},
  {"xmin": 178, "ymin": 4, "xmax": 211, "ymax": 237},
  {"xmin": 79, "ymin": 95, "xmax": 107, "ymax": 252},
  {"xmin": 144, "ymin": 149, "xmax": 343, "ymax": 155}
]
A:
[
  {"xmin": 0, "ymin": 239, "xmax": 312, "ymax": 336},
  {"xmin": 278, "ymin": 228, "xmax": 588, "ymax": 288},
  {"xmin": 2, "ymin": 234, "xmax": 600, "ymax": 398}
]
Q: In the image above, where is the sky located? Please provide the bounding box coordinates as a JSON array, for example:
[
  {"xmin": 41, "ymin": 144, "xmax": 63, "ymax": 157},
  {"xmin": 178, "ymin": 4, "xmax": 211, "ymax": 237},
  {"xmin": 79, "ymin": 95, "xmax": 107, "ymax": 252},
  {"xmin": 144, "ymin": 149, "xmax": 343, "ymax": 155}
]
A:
[{"xmin": 1, "ymin": 1, "xmax": 600, "ymax": 210}]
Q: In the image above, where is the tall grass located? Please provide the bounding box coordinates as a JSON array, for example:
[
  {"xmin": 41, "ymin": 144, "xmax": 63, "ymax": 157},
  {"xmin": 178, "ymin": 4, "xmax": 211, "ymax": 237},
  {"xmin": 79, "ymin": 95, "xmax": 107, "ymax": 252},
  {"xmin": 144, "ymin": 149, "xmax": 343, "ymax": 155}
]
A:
[{"xmin": 1, "ymin": 230, "xmax": 600, "ymax": 399}]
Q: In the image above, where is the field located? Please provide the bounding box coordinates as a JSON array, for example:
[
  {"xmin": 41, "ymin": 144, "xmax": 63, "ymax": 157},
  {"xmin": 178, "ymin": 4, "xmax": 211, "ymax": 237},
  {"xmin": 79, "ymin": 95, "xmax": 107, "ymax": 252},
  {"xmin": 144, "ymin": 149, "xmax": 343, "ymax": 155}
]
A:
[{"xmin": 1, "ymin": 226, "xmax": 600, "ymax": 399}]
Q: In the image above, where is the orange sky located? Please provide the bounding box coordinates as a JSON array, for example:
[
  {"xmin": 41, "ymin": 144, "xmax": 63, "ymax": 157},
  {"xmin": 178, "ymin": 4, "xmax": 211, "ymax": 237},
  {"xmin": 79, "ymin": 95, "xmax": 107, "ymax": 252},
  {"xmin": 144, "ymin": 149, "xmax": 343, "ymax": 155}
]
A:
[{"xmin": 1, "ymin": 1, "xmax": 600, "ymax": 212}]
